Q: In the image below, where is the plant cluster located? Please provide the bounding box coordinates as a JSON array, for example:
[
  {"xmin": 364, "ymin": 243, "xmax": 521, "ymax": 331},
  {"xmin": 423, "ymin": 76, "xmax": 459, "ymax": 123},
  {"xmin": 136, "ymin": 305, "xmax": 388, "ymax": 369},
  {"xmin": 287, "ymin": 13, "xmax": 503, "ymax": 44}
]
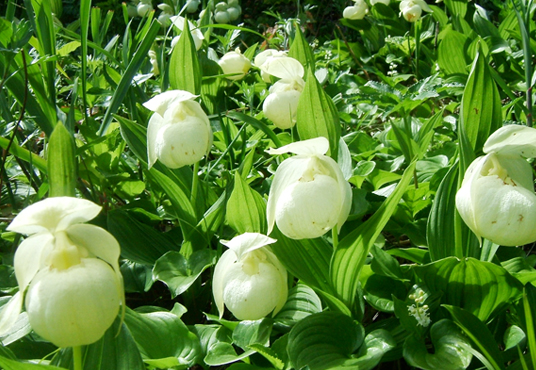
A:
[{"xmin": 0, "ymin": 0, "xmax": 536, "ymax": 369}]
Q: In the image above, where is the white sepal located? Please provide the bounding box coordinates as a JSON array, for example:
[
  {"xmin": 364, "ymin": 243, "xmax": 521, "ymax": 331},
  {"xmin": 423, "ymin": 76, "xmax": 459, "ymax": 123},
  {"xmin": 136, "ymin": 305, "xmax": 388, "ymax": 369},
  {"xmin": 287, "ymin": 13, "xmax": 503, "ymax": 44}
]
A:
[
  {"xmin": 7, "ymin": 197, "xmax": 102, "ymax": 235},
  {"xmin": 266, "ymin": 136, "xmax": 330, "ymax": 156},
  {"xmin": 143, "ymin": 90, "xmax": 198, "ymax": 117},
  {"xmin": 260, "ymin": 56, "xmax": 304, "ymax": 81},
  {"xmin": 483, "ymin": 125, "xmax": 536, "ymax": 158},
  {"xmin": 220, "ymin": 232, "xmax": 277, "ymax": 259}
]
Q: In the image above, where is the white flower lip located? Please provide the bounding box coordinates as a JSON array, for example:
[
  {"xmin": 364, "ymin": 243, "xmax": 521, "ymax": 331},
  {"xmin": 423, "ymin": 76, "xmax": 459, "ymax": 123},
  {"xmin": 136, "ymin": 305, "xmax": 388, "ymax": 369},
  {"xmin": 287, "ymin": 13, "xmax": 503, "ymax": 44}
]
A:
[
  {"xmin": 218, "ymin": 48, "xmax": 252, "ymax": 81},
  {"xmin": 1, "ymin": 197, "xmax": 124, "ymax": 347},
  {"xmin": 213, "ymin": 233, "xmax": 287, "ymax": 320},
  {"xmin": 266, "ymin": 137, "xmax": 352, "ymax": 239},
  {"xmin": 456, "ymin": 125, "xmax": 536, "ymax": 246}
]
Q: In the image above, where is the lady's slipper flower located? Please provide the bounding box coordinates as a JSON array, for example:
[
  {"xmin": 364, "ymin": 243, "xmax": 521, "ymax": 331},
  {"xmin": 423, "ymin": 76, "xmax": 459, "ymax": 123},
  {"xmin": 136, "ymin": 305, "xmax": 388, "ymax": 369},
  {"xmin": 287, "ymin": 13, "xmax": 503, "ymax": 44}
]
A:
[
  {"xmin": 266, "ymin": 137, "xmax": 352, "ymax": 239},
  {"xmin": 254, "ymin": 49, "xmax": 287, "ymax": 83},
  {"xmin": 213, "ymin": 233, "xmax": 287, "ymax": 320},
  {"xmin": 261, "ymin": 56, "xmax": 305, "ymax": 129},
  {"xmin": 1, "ymin": 197, "xmax": 124, "ymax": 348},
  {"xmin": 170, "ymin": 16, "xmax": 205, "ymax": 51},
  {"xmin": 144, "ymin": 90, "xmax": 212, "ymax": 169},
  {"xmin": 456, "ymin": 125, "xmax": 536, "ymax": 246},
  {"xmin": 399, "ymin": 0, "xmax": 432, "ymax": 22},
  {"xmin": 343, "ymin": 0, "xmax": 369, "ymax": 20},
  {"xmin": 218, "ymin": 48, "xmax": 252, "ymax": 81}
]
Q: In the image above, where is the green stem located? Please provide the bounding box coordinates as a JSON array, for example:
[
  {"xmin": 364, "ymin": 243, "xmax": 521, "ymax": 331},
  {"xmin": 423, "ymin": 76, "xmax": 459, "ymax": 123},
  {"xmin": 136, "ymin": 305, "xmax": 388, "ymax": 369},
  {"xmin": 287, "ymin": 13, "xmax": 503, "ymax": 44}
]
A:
[
  {"xmin": 414, "ymin": 20, "xmax": 420, "ymax": 80},
  {"xmin": 191, "ymin": 161, "xmax": 200, "ymax": 216},
  {"xmin": 332, "ymin": 224, "xmax": 339, "ymax": 250},
  {"xmin": 73, "ymin": 346, "xmax": 83, "ymax": 370}
]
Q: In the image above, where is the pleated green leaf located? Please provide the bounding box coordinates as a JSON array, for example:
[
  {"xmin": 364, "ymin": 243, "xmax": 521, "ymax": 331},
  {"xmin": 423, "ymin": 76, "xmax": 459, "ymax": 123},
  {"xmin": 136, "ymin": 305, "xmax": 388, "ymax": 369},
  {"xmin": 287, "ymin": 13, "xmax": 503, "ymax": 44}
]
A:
[
  {"xmin": 288, "ymin": 311, "xmax": 364, "ymax": 370},
  {"xmin": 460, "ymin": 50, "xmax": 502, "ymax": 153},
  {"xmin": 47, "ymin": 122, "xmax": 76, "ymax": 197},
  {"xmin": 226, "ymin": 172, "xmax": 267, "ymax": 234},
  {"xmin": 443, "ymin": 305, "xmax": 505, "ymax": 370},
  {"xmin": 415, "ymin": 257, "xmax": 523, "ymax": 321},
  {"xmin": 288, "ymin": 25, "xmax": 315, "ymax": 73},
  {"xmin": 438, "ymin": 28, "xmax": 470, "ymax": 76},
  {"xmin": 169, "ymin": 20, "xmax": 202, "ymax": 94},
  {"xmin": 330, "ymin": 161, "xmax": 415, "ymax": 308},
  {"xmin": 296, "ymin": 68, "xmax": 340, "ymax": 158},
  {"xmin": 0, "ymin": 356, "xmax": 67, "ymax": 370},
  {"xmin": 403, "ymin": 319, "xmax": 473, "ymax": 370}
]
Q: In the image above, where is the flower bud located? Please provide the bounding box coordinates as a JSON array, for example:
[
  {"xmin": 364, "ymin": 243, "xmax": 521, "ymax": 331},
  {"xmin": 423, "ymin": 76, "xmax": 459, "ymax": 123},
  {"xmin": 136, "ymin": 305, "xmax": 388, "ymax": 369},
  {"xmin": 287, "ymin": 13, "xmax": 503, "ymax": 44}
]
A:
[
  {"xmin": 213, "ymin": 233, "xmax": 287, "ymax": 320},
  {"xmin": 186, "ymin": 0, "xmax": 200, "ymax": 13},
  {"xmin": 214, "ymin": 10, "xmax": 230, "ymax": 24},
  {"xmin": 343, "ymin": 0, "xmax": 369, "ymax": 20},
  {"xmin": 266, "ymin": 137, "xmax": 352, "ymax": 239},
  {"xmin": 137, "ymin": 2, "xmax": 152, "ymax": 17},
  {"xmin": 218, "ymin": 48, "xmax": 251, "ymax": 80},
  {"xmin": 143, "ymin": 90, "xmax": 212, "ymax": 169},
  {"xmin": 456, "ymin": 125, "xmax": 536, "ymax": 246},
  {"xmin": 227, "ymin": 6, "xmax": 241, "ymax": 21}
]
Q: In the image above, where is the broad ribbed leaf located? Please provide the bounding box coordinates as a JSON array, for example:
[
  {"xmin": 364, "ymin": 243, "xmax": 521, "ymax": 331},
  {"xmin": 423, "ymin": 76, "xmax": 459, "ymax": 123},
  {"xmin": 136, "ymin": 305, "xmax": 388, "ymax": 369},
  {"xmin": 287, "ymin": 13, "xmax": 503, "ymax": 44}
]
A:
[
  {"xmin": 169, "ymin": 20, "xmax": 202, "ymax": 94},
  {"xmin": 226, "ymin": 173, "xmax": 267, "ymax": 234},
  {"xmin": 404, "ymin": 319, "xmax": 472, "ymax": 370},
  {"xmin": 330, "ymin": 162, "xmax": 415, "ymax": 307},
  {"xmin": 460, "ymin": 51, "xmax": 502, "ymax": 153},
  {"xmin": 415, "ymin": 257, "xmax": 523, "ymax": 321},
  {"xmin": 288, "ymin": 312, "xmax": 364, "ymax": 370},
  {"xmin": 275, "ymin": 284, "xmax": 322, "ymax": 326},
  {"xmin": 153, "ymin": 250, "xmax": 216, "ymax": 298},
  {"xmin": 296, "ymin": 68, "xmax": 340, "ymax": 158},
  {"xmin": 427, "ymin": 163, "xmax": 459, "ymax": 260},
  {"xmin": 443, "ymin": 305, "xmax": 505, "ymax": 370},
  {"xmin": 438, "ymin": 28, "xmax": 470, "ymax": 76},
  {"xmin": 270, "ymin": 227, "xmax": 332, "ymax": 294},
  {"xmin": 47, "ymin": 122, "xmax": 76, "ymax": 197},
  {"xmin": 0, "ymin": 357, "xmax": 66, "ymax": 370},
  {"xmin": 124, "ymin": 308, "xmax": 201, "ymax": 367},
  {"xmin": 288, "ymin": 25, "xmax": 314, "ymax": 73},
  {"xmin": 107, "ymin": 210, "xmax": 180, "ymax": 265}
]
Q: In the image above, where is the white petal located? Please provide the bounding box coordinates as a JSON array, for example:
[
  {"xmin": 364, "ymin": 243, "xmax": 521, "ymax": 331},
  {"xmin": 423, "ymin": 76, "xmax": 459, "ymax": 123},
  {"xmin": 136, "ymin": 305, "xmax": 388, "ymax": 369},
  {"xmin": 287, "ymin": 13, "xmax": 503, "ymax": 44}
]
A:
[
  {"xmin": 7, "ymin": 197, "xmax": 102, "ymax": 235},
  {"xmin": 220, "ymin": 233, "xmax": 277, "ymax": 259},
  {"xmin": 260, "ymin": 56, "xmax": 304, "ymax": 80},
  {"xmin": 484, "ymin": 125, "xmax": 536, "ymax": 158},
  {"xmin": 414, "ymin": 0, "xmax": 433, "ymax": 12},
  {"xmin": 212, "ymin": 249, "xmax": 237, "ymax": 318},
  {"xmin": 14, "ymin": 233, "xmax": 54, "ymax": 292},
  {"xmin": 266, "ymin": 137, "xmax": 330, "ymax": 156},
  {"xmin": 263, "ymin": 247, "xmax": 288, "ymax": 315},
  {"xmin": 266, "ymin": 157, "xmax": 311, "ymax": 234},
  {"xmin": 254, "ymin": 49, "xmax": 286, "ymax": 68},
  {"xmin": 143, "ymin": 90, "xmax": 198, "ymax": 117},
  {"xmin": 0, "ymin": 292, "xmax": 24, "ymax": 336},
  {"xmin": 147, "ymin": 113, "xmax": 166, "ymax": 169}
]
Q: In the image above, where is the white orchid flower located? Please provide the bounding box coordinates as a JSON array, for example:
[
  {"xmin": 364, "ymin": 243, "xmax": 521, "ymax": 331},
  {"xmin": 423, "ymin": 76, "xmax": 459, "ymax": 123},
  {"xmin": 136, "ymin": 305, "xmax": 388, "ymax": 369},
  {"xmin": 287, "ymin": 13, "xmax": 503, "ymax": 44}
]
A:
[
  {"xmin": 143, "ymin": 90, "xmax": 212, "ymax": 169},
  {"xmin": 1, "ymin": 197, "xmax": 124, "ymax": 348},
  {"xmin": 218, "ymin": 48, "xmax": 252, "ymax": 81},
  {"xmin": 456, "ymin": 125, "xmax": 536, "ymax": 246},
  {"xmin": 343, "ymin": 0, "xmax": 369, "ymax": 20},
  {"xmin": 148, "ymin": 50, "xmax": 159, "ymax": 76},
  {"xmin": 266, "ymin": 137, "xmax": 353, "ymax": 239},
  {"xmin": 399, "ymin": 0, "xmax": 432, "ymax": 22},
  {"xmin": 254, "ymin": 49, "xmax": 288, "ymax": 82},
  {"xmin": 170, "ymin": 16, "xmax": 204, "ymax": 50},
  {"xmin": 137, "ymin": 0, "xmax": 153, "ymax": 17},
  {"xmin": 213, "ymin": 233, "xmax": 287, "ymax": 320},
  {"xmin": 261, "ymin": 56, "xmax": 305, "ymax": 129}
]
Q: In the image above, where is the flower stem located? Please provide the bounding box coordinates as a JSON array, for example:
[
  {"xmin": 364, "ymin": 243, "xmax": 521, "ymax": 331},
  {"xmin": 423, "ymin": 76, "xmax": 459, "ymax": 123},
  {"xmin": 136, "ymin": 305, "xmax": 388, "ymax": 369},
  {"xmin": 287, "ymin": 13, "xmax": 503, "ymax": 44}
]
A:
[
  {"xmin": 332, "ymin": 224, "xmax": 339, "ymax": 250},
  {"xmin": 73, "ymin": 346, "xmax": 83, "ymax": 370},
  {"xmin": 191, "ymin": 161, "xmax": 200, "ymax": 216}
]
